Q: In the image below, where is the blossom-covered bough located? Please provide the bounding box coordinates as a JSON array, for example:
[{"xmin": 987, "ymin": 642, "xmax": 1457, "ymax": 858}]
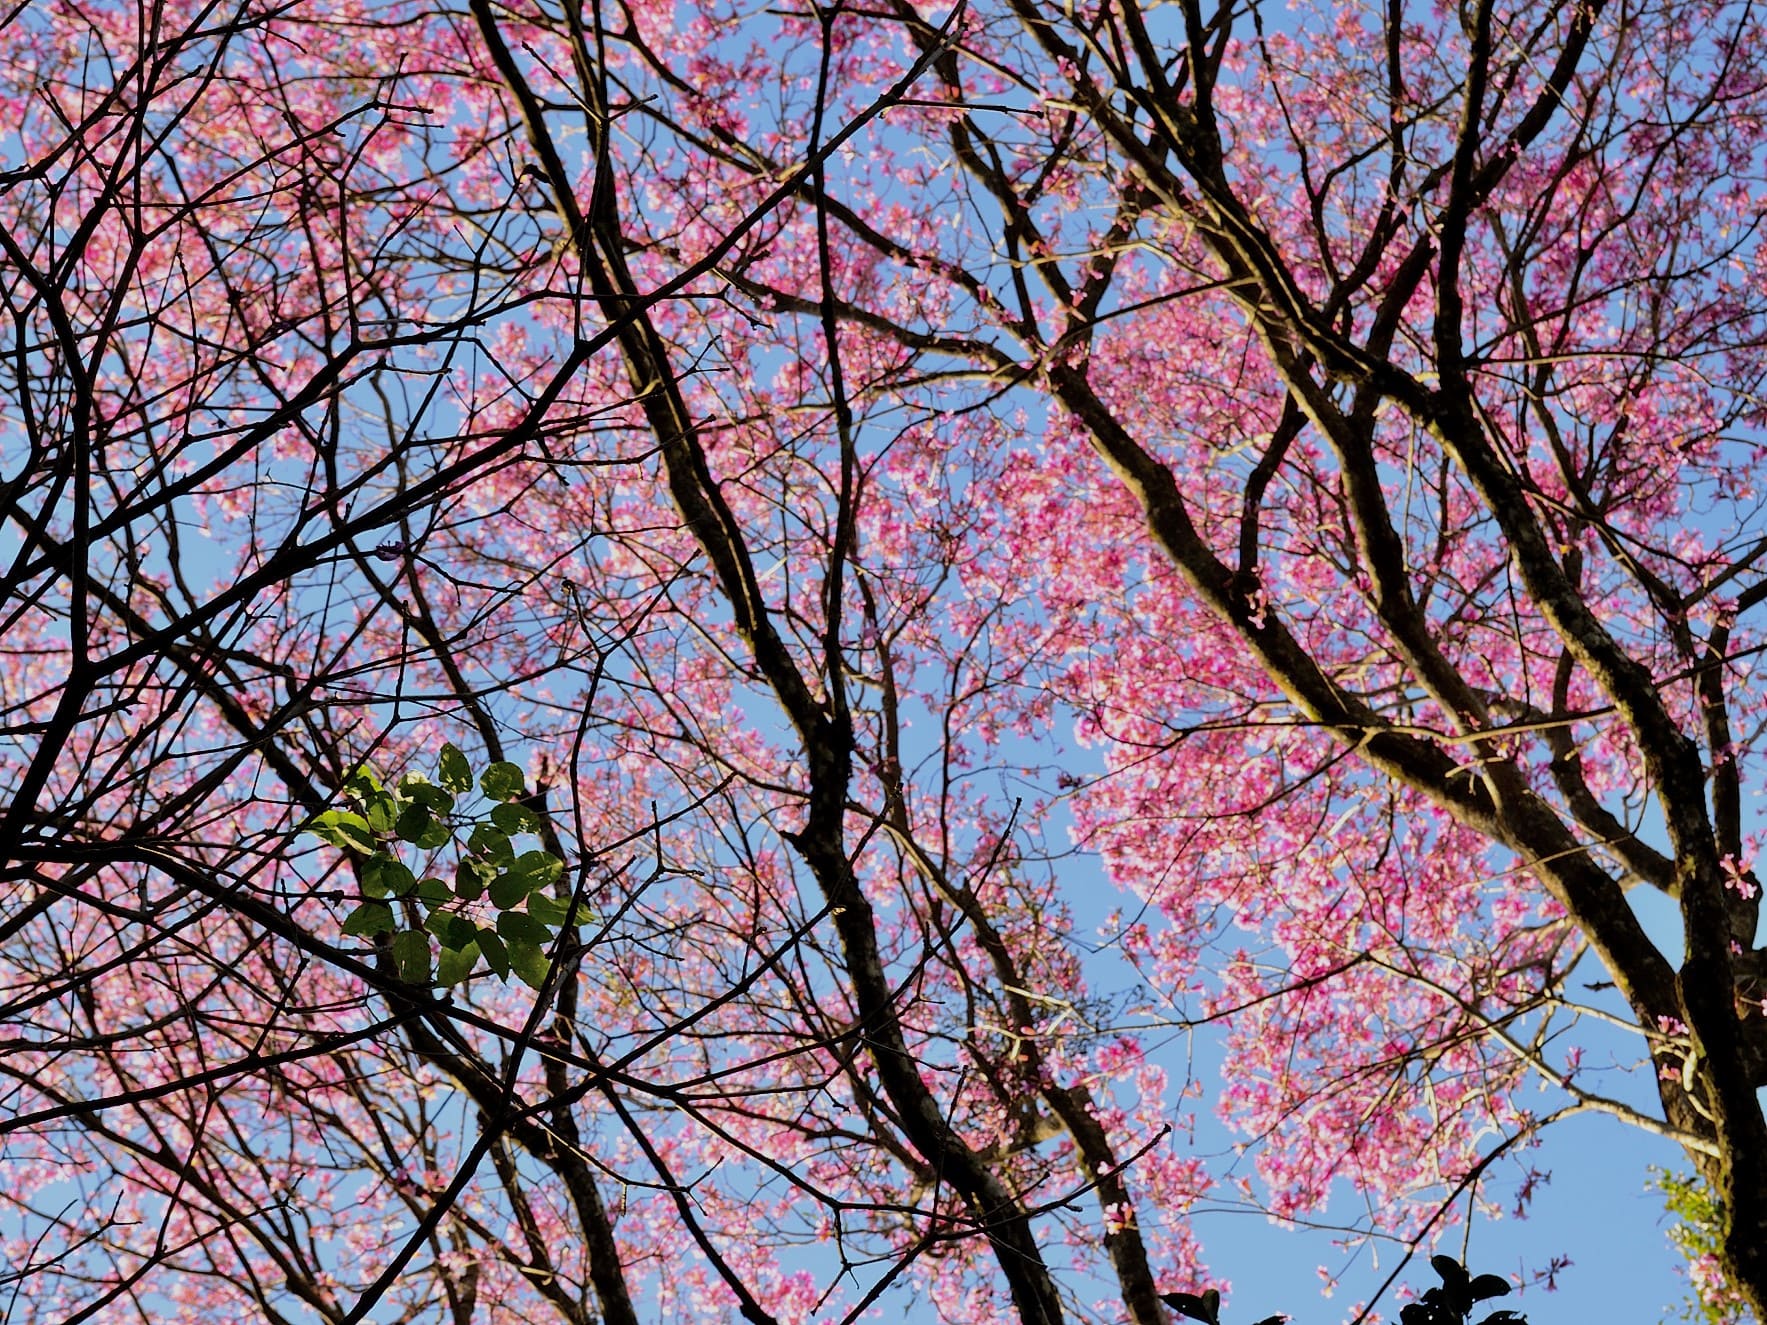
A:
[{"xmin": 2, "ymin": 0, "xmax": 1765, "ymax": 1322}]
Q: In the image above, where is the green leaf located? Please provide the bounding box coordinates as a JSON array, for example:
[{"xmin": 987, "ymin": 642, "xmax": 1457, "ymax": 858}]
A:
[
  {"xmin": 479, "ymin": 761, "xmax": 526, "ymax": 801},
  {"xmin": 454, "ymin": 857, "xmax": 491, "ymax": 903},
  {"xmin": 394, "ymin": 802, "xmax": 433, "ymax": 844},
  {"xmin": 477, "ymin": 928, "xmax": 510, "ymax": 980},
  {"xmin": 497, "ymin": 910, "xmax": 552, "ymax": 945},
  {"xmin": 392, "ymin": 930, "xmax": 431, "ymax": 983},
  {"xmin": 362, "ymin": 855, "xmax": 416, "ymax": 898},
  {"xmin": 343, "ymin": 768, "xmax": 383, "ymax": 798},
  {"xmin": 468, "ymin": 823, "xmax": 514, "ymax": 864},
  {"xmin": 342, "ymin": 901, "xmax": 396, "ymax": 937},
  {"xmin": 490, "ymin": 801, "xmax": 541, "ymax": 836},
  {"xmin": 396, "ymin": 803, "xmax": 452, "ymax": 850},
  {"xmin": 437, "ymin": 743, "xmax": 473, "ymax": 795},
  {"xmin": 526, "ymin": 891, "xmax": 578, "ymax": 928},
  {"xmin": 358, "ymin": 859, "xmax": 392, "ymax": 899},
  {"xmin": 507, "ymin": 940, "xmax": 550, "ymax": 990},
  {"xmin": 305, "ymin": 810, "xmax": 377, "ymax": 853},
  {"xmin": 488, "ymin": 869, "xmax": 530, "ymax": 910},
  {"xmin": 415, "ymin": 877, "xmax": 453, "ymax": 905},
  {"xmin": 399, "ymin": 798, "xmax": 455, "ymax": 851},
  {"xmin": 360, "ymin": 791, "xmax": 398, "ymax": 834},
  {"xmin": 509, "ymin": 849, "xmax": 563, "ymax": 891},
  {"xmin": 425, "ymin": 910, "xmax": 474, "ymax": 948},
  {"xmin": 399, "ymin": 775, "xmax": 455, "ymax": 815},
  {"xmin": 436, "ymin": 941, "xmax": 479, "ymax": 986}
]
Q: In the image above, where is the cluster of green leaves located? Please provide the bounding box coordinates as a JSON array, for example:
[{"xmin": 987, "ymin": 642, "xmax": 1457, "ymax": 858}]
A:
[
  {"xmin": 1160, "ymin": 1257, "xmax": 1523, "ymax": 1325},
  {"xmin": 305, "ymin": 745, "xmax": 583, "ymax": 990},
  {"xmin": 1652, "ymin": 1167, "xmax": 1753, "ymax": 1325}
]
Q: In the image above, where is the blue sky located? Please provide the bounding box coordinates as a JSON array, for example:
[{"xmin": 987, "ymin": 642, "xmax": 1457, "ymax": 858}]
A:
[{"xmin": 1149, "ymin": 880, "xmax": 1746, "ymax": 1325}]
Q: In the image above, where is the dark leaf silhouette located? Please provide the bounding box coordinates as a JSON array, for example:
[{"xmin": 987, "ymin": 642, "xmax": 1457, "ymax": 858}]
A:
[
  {"xmin": 1163, "ymin": 1260, "xmax": 1519, "ymax": 1325},
  {"xmin": 1469, "ymin": 1274, "xmax": 1514, "ymax": 1302},
  {"xmin": 1161, "ymin": 1288, "xmax": 1222, "ymax": 1324}
]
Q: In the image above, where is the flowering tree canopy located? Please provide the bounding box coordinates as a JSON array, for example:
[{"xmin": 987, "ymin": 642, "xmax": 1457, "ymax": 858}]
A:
[{"xmin": 2, "ymin": 0, "xmax": 1765, "ymax": 1321}]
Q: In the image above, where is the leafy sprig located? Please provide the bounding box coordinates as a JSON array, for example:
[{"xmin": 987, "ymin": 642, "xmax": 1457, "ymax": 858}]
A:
[{"xmin": 305, "ymin": 744, "xmax": 583, "ymax": 990}]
